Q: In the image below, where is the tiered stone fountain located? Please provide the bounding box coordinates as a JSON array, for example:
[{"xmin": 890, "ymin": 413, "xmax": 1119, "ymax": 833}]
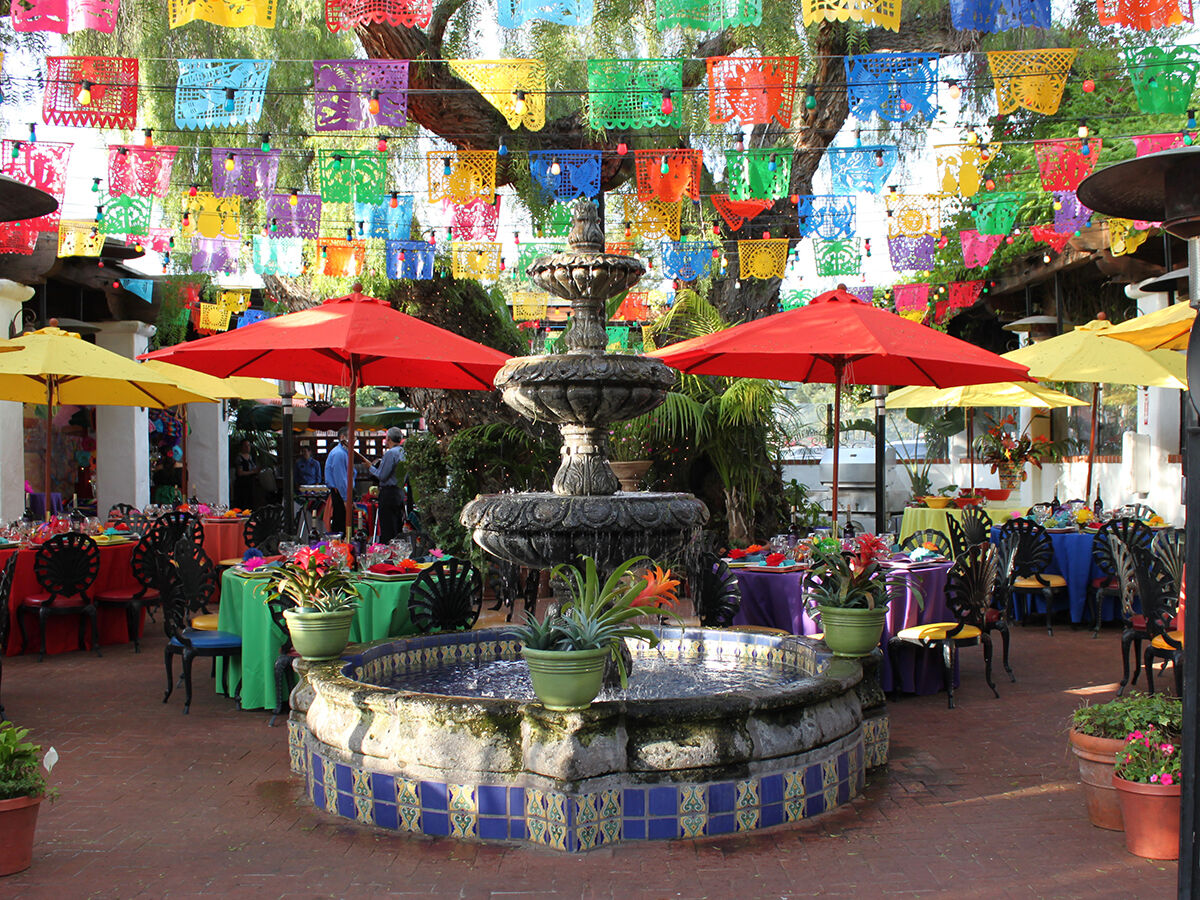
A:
[
  {"xmin": 459, "ymin": 200, "xmax": 708, "ymax": 572},
  {"xmin": 288, "ymin": 201, "xmax": 880, "ymax": 851}
]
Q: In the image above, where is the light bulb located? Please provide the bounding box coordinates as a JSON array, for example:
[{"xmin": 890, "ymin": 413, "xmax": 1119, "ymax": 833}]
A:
[
  {"xmin": 27, "ymin": 123, "xmax": 35, "ymax": 142},
  {"xmin": 270, "ymin": 217, "xmax": 278, "ymax": 232},
  {"xmin": 947, "ymin": 79, "xmax": 961, "ymax": 100},
  {"xmin": 1043, "ymin": 253, "xmax": 1051, "ymax": 263},
  {"xmin": 368, "ymin": 89, "xmax": 380, "ymax": 116},
  {"xmin": 321, "ymin": 245, "xmax": 328, "ymax": 259},
  {"xmin": 188, "ymin": 184, "xmax": 198, "ymax": 197},
  {"xmin": 1053, "ymin": 200, "xmax": 1062, "ymax": 210},
  {"xmin": 498, "ymin": 139, "xmax": 508, "ymax": 156},
  {"xmin": 346, "ymin": 228, "xmax": 353, "ymax": 241},
  {"xmin": 712, "ymin": 222, "xmax": 720, "ymax": 235},
  {"xmin": 1082, "ymin": 78, "xmax": 1095, "ymax": 93},
  {"xmin": 288, "ymin": 191, "xmax": 299, "ymax": 207},
  {"xmin": 768, "ymin": 154, "xmax": 777, "ymax": 172},
  {"xmin": 1189, "ymin": 109, "xmax": 1197, "ymax": 130},
  {"xmin": 91, "ymin": 177, "xmax": 101, "ymax": 192},
  {"xmin": 874, "ymin": 150, "xmax": 884, "ymax": 167},
  {"xmin": 142, "ymin": 128, "xmax": 153, "ymax": 148},
  {"xmin": 182, "ymin": 213, "xmax": 191, "ymax": 228},
  {"xmin": 225, "ymin": 153, "xmax": 236, "ymax": 172},
  {"xmin": 966, "ymin": 129, "xmax": 979, "ymax": 145},
  {"xmin": 377, "ymin": 136, "xmax": 388, "ymax": 153},
  {"xmin": 661, "ymin": 88, "xmax": 673, "ymax": 115},
  {"xmin": 624, "ymin": 224, "xmax": 632, "ymax": 240},
  {"xmin": 804, "ymin": 91, "xmax": 816, "ymax": 111},
  {"xmin": 260, "ymin": 133, "xmax": 270, "ymax": 152},
  {"xmin": 225, "ymin": 88, "xmax": 236, "ymax": 112},
  {"xmin": 549, "ymin": 158, "xmax": 561, "ymax": 176},
  {"xmin": 1080, "ymin": 141, "xmax": 1091, "ymax": 156},
  {"xmin": 332, "ymin": 155, "xmax": 343, "ymax": 172},
  {"xmin": 616, "ymin": 141, "xmax": 628, "ymax": 156},
  {"xmin": 389, "ymin": 192, "xmax": 399, "ymax": 209},
  {"xmin": 659, "ymin": 157, "xmax": 670, "ymax": 175},
  {"xmin": 512, "ymin": 90, "xmax": 527, "ymax": 116},
  {"xmin": 77, "ymin": 81, "xmax": 92, "ymax": 106},
  {"xmin": 443, "ymin": 157, "xmax": 452, "ymax": 175},
  {"xmin": 1077, "ymin": 120, "xmax": 1089, "ymax": 139}
]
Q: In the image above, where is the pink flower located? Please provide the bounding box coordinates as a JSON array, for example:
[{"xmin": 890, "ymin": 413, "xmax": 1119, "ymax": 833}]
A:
[
  {"xmin": 1161, "ymin": 773, "xmax": 1174, "ymax": 786},
  {"xmin": 1150, "ymin": 774, "xmax": 1159, "ymax": 783},
  {"xmin": 1128, "ymin": 731, "xmax": 1144, "ymax": 741},
  {"xmin": 1161, "ymin": 743, "xmax": 1175, "ymax": 755},
  {"xmin": 1144, "ymin": 738, "xmax": 1152, "ymax": 747}
]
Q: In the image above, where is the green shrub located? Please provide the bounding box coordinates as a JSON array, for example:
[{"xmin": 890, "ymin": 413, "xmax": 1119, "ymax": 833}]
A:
[{"xmin": 1071, "ymin": 692, "xmax": 1182, "ymax": 740}]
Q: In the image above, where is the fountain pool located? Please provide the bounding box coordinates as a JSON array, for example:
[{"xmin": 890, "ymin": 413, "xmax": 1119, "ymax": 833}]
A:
[{"xmin": 288, "ymin": 626, "xmax": 884, "ymax": 851}]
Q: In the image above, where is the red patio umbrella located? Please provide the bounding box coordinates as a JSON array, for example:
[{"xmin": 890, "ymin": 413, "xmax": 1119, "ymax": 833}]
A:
[
  {"xmin": 646, "ymin": 288, "xmax": 1033, "ymax": 528},
  {"xmin": 143, "ymin": 289, "xmax": 512, "ymax": 531}
]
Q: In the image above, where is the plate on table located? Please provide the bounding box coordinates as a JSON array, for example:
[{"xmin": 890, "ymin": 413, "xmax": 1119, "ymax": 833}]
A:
[
  {"xmin": 231, "ymin": 565, "xmax": 277, "ymax": 578},
  {"xmin": 361, "ymin": 571, "xmax": 420, "ymax": 582},
  {"xmin": 752, "ymin": 563, "xmax": 806, "ymax": 573},
  {"xmin": 94, "ymin": 535, "xmax": 134, "ymax": 546},
  {"xmin": 1045, "ymin": 526, "xmax": 1076, "ymax": 533}
]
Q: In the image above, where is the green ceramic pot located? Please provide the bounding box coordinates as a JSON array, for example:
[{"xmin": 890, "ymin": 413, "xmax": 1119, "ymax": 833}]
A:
[
  {"xmin": 283, "ymin": 608, "xmax": 355, "ymax": 661},
  {"xmin": 522, "ymin": 646, "xmax": 610, "ymax": 710},
  {"xmin": 816, "ymin": 605, "xmax": 888, "ymax": 658}
]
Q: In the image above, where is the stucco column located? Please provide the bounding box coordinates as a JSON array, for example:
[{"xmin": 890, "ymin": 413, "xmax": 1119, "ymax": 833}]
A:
[
  {"xmin": 185, "ymin": 401, "xmax": 229, "ymax": 504},
  {"xmin": 0, "ymin": 280, "xmax": 34, "ymax": 521},
  {"xmin": 95, "ymin": 321, "xmax": 155, "ymax": 515}
]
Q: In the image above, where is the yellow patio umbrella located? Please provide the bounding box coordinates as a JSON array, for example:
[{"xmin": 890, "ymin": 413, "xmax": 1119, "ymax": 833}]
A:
[
  {"xmin": 140, "ymin": 360, "xmax": 279, "ymax": 401},
  {"xmin": 0, "ymin": 327, "xmax": 215, "ymax": 518},
  {"xmin": 886, "ymin": 381, "xmax": 1087, "ymax": 493},
  {"xmin": 1101, "ymin": 303, "xmax": 1194, "ymax": 352},
  {"xmin": 1002, "ymin": 317, "xmax": 1188, "ymax": 502}
]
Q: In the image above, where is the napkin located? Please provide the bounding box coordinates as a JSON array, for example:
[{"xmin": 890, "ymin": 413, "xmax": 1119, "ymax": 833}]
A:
[{"xmin": 368, "ymin": 562, "xmax": 420, "ymax": 575}]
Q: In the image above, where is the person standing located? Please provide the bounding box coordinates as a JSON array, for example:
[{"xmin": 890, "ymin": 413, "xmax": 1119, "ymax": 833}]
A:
[
  {"xmin": 369, "ymin": 427, "xmax": 407, "ymax": 543},
  {"xmin": 324, "ymin": 428, "xmax": 353, "ymax": 536},
  {"xmin": 295, "ymin": 443, "xmax": 322, "ymax": 488},
  {"xmin": 232, "ymin": 439, "xmax": 259, "ymax": 510}
]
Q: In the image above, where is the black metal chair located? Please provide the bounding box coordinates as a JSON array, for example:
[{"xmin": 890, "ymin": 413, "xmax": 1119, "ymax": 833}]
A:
[
  {"xmin": 484, "ymin": 560, "xmax": 539, "ymax": 624},
  {"xmin": 1139, "ymin": 547, "xmax": 1182, "ymax": 696},
  {"xmin": 145, "ymin": 511, "xmax": 204, "ymax": 553},
  {"xmin": 409, "ymin": 558, "xmax": 483, "ymax": 633},
  {"xmin": 107, "ymin": 502, "xmax": 149, "ymax": 534},
  {"xmin": 947, "ymin": 507, "xmax": 992, "ymax": 559},
  {"xmin": 996, "ymin": 518, "xmax": 1066, "ymax": 635},
  {"xmin": 162, "ymin": 539, "xmax": 240, "ymax": 713},
  {"xmin": 891, "ymin": 543, "xmax": 1004, "ymax": 708},
  {"xmin": 1090, "ymin": 518, "xmax": 1154, "ymax": 637},
  {"xmin": 1108, "ymin": 537, "xmax": 1149, "ymax": 697},
  {"xmin": 243, "ymin": 504, "xmax": 285, "ymax": 556},
  {"xmin": 1151, "ymin": 528, "xmax": 1184, "ymax": 597},
  {"xmin": 694, "ymin": 552, "xmax": 741, "ymax": 627},
  {"xmin": 0, "ymin": 553, "xmax": 18, "ymax": 719},
  {"xmin": 267, "ymin": 592, "xmax": 298, "ymax": 726},
  {"xmin": 17, "ymin": 533, "xmax": 101, "ymax": 661},
  {"xmin": 899, "ymin": 528, "xmax": 952, "ymax": 557},
  {"xmin": 94, "ymin": 531, "xmax": 170, "ymax": 652}
]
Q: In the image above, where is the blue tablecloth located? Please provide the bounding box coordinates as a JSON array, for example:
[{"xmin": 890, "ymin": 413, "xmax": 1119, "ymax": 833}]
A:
[
  {"xmin": 990, "ymin": 527, "xmax": 1110, "ymax": 623},
  {"xmin": 731, "ymin": 562, "xmax": 956, "ymax": 695}
]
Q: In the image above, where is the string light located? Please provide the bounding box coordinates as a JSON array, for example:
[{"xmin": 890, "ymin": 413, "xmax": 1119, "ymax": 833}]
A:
[
  {"xmin": 377, "ymin": 135, "xmax": 388, "ymax": 153},
  {"xmin": 1082, "ymin": 78, "xmax": 1095, "ymax": 93},
  {"xmin": 498, "ymin": 137, "xmax": 508, "ymax": 156},
  {"xmin": 946, "ymin": 79, "xmax": 961, "ymax": 100},
  {"xmin": 288, "ymin": 189, "xmax": 299, "ymax": 206},
  {"xmin": 26, "ymin": 123, "xmax": 35, "ymax": 142},
  {"xmin": 616, "ymin": 140, "xmax": 628, "ymax": 156},
  {"xmin": 224, "ymin": 152, "xmax": 236, "ymax": 171},
  {"xmin": 188, "ymin": 184, "xmax": 198, "ymax": 197},
  {"xmin": 368, "ymin": 89, "xmax": 380, "ymax": 116},
  {"xmin": 76, "ymin": 80, "xmax": 92, "ymax": 106},
  {"xmin": 1077, "ymin": 119, "xmax": 1089, "ymax": 139},
  {"xmin": 660, "ymin": 88, "xmax": 673, "ymax": 115},
  {"xmin": 260, "ymin": 133, "xmax": 271, "ymax": 152},
  {"xmin": 659, "ymin": 156, "xmax": 670, "ymax": 175},
  {"xmin": 804, "ymin": 84, "xmax": 816, "ymax": 110},
  {"xmin": 549, "ymin": 158, "xmax": 561, "ymax": 176},
  {"xmin": 1189, "ymin": 109, "xmax": 1197, "ymax": 130},
  {"xmin": 512, "ymin": 89, "xmax": 527, "ymax": 116},
  {"xmin": 143, "ymin": 128, "xmax": 153, "ymax": 147},
  {"xmin": 224, "ymin": 87, "xmax": 236, "ymax": 112},
  {"xmin": 443, "ymin": 157, "xmax": 452, "ymax": 175},
  {"xmin": 389, "ymin": 191, "xmax": 399, "ymax": 209},
  {"xmin": 91, "ymin": 177, "xmax": 101, "ymax": 192}
]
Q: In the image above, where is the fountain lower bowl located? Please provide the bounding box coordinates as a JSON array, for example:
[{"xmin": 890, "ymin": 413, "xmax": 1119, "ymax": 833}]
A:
[
  {"xmin": 288, "ymin": 627, "xmax": 877, "ymax": 851},
  {"xmin": 460, "ymin": 491, "xmax": 709, "ymax": 571}
]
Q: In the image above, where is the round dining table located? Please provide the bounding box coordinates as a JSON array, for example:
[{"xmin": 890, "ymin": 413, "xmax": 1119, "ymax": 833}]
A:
[
  {"xmin": 202, "ymin": 516, "xmax": 250, "ymax": 564},
  {"xmin": 2, "ymin": 540, "xmax": 144, "ymax": 656},
  {"xmin": 731, "ymin": 561, "xmax": 957, "ymax": 695}
]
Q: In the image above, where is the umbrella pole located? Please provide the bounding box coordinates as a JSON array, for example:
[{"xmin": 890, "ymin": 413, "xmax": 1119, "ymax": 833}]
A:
[
  {"xmin": 44, "ymin": 376, "xmax": 52, "ymax": 522},
  {"xmin": 832, "ymin": 362, "xmax": 843, "ymax": 537},
  {"xmin": 1086, "ymin": 384, "xmax": 1099, "ymax": 504},
  {"xmin": 180, "ymin": 405, "xmax": 189, "ymax": 500},
  {"xmin": 346, "ymin": 360, "xmax": 358, "ymax": 540},
  {"xmin": 968, "ymin": 409, "xmax": 975, "ymax": 495}
]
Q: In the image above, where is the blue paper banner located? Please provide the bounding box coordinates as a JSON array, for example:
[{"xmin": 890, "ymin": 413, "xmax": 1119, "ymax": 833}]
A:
[
  {"xmin": 355, "ymin": 196, "xmax": 414, "ymax": 241},
  {"xmin": 118, "ymin": 278, "xmax": 154, "ymax": 303},
  {"xmin": 252, "ymin": 235, "xmax": 304, "ymax": 276},
  {"xmin": 844, "ymin": 53, "xmax": 938, "ymax": 122},
  {"xmin": 386, "ymin": 240, "xmax": 435, "ymax": 280},
  {"xmin": 950, "ymin": 0, "xmax": 1049, "ymax": 31},
  {"xmin": 529, "ymin": 150, "xmax": 602, "ymax": 201},
  {"xmin": 238, "ymin": 308, "xmax": 273, "ymax": 328},
  {"xmin": 176, "ymin": 59, "xmax": 273, "ymax": 130},
  {"xmin": 827, "ymin": 145, "xmax": 898, "ymax": 194},
  {"xmin": 795, "ymin": 195, "xmax": 856, "ymax": 240},
  {"xmin": 498, "ymin": 0, "xmax": 593, "ymax": 27},
  {"xmin": 659, "ymin": 241, "xmax": 718, "ymax": 281}
]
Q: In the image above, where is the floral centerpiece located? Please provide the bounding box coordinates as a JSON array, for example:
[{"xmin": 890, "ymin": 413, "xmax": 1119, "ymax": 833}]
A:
[
  {"xmin": 975, "ymin": 414, "xmax": 1062, "ymax": 488},
  {"xmin": 262, "ymin": 545, "xmax": 361, "ymax": 661},
  {"xmin": 805, "ymin": 535, "xmax": 918, "ymax": 657},
  {"xmin": 512, "ymin": 555, "xmax": 684, "ymax": 709}
]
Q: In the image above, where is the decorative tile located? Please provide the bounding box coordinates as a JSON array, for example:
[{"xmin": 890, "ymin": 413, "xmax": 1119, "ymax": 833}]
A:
[
  {"xmin": 736, "ymin": 779, "xmax": 759, "ymax": 810},
  {"xmin": 784, "ymin": 772, "xmax": 805, "ymax": 800},
  {"xmin": 354, "ymin": 791, "xmax": 373, "ymax": 824},
  {"xmin": 599, "ymin": 788, "xmax": 620, "ymax": 819},
  {"xmin": 396, "ymin": 778, "xmax": 419, "ymax": 807},
  {"xmin": 600, "ymin": 818, "xmax": 621, "ymax": 845},
  {"xmin": 681, "ymin": 814, "xmax": 706, "ymax": 837},
  {"xmin": 784, "ymin": 796, "xmax": 806, "ymax": 822},
  {"xmin": 353, "ymin": 768, "xmax": 372, "ymax": 798},
  {"xmin": 398, "ymin": 802, "xmax": 421, "ymax": 832},
  {"xmin": 449, "ymin": 809, "xmax": 477, "ymax": 837},
  {"xmin": 448, "ymin": 783, "xmax": 475, "ymax": 812},
  {"xmin": 736, "ymin": 807, "xmax": 760, "ymax": 831},
  {"xmin": 680, "ymin": 785, "xmax": 706, "ymax": 814},
  {"xmin": 577, "ymin": 823, "xmax": 599, "ymax": 850}
]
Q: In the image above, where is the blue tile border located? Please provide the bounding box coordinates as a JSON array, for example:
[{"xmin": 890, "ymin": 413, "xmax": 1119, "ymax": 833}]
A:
[{"xmin": 299, "ymin": 724, "xmax": 868, "ymax": 852}]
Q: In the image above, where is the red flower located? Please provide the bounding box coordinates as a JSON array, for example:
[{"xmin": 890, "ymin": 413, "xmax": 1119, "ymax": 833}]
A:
[
  {"xmin": 728, "ymin": 548, "xmax": 747, "ymax": 560},
  {"xmin": 765, "ymin": 553, "xmax": 786, "ymax": 566}
]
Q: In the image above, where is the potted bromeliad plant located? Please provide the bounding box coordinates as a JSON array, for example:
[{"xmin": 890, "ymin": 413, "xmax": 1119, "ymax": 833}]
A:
[
  {"xmin": 511, "ymin": 555, "xmax": 684, "ymax": 711},
  {"xmin": 264, "ymin": 545, "xmax": 361, "ymax": 661},
  {"xmin": 976, "ymin": 414, "xmax": 1063, "ymax": 491},
  {"xmin": 0, "ymin": 722, "xmax": 58, "ymax": 877},
  {"xmin": 1112, "ymin": 727, "xmax": 1182, "ymax": 859},
  {"xmin": 806, "ymin": 535, "xmax": 916, "ymax": 657},
  {"xmin": 1068, "ymin": 692, "xmax": 1181, "ymax": 832}
]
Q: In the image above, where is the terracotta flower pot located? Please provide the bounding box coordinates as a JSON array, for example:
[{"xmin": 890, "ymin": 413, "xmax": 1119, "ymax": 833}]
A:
[
  {"xmin": 0, "ymin": 794, "xmax": 42, "ymax": 876},
  {"xmin": 1068, "ymin": 729, "xmax": 1125, "ymax": 830},
  {"xmin": 1113, "ymin": 774, "xmax": 1180, "ymax": 859}
]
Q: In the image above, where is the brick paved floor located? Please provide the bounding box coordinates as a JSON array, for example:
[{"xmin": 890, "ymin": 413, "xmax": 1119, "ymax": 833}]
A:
[{"xmin": 0, "ymin": 617, "xmax": 1179, "ymax": 899}]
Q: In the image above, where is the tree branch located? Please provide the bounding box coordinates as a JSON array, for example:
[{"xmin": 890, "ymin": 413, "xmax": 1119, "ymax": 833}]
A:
[{"xmin": 428, "ymin": 0, "xmax": 471, "ymax": 48}]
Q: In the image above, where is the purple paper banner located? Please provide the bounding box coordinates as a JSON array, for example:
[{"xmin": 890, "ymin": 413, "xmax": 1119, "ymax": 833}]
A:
[
  {"xmin": 313, "ymin": 59, "xmax": 409, "ymax": 131},
  {"xmin": 212, "ymin": 147, "xmax": 281, "ymax": 199},
  {"xmin": 888, "ymin": 234, "xmax": 937, "ymax": 271},
  {"xmin": 191, "ymin": 236, "xmax": 241, "ymax": 274},
  {"xmin": 265, "ymin": 193, "xmax": 321, "ymax": 239}
]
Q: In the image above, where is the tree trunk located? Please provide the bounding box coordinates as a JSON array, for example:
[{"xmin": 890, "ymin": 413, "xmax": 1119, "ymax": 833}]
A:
[{"xmin": 724, "ymin": 485, "xmax": 751, "ymax": 546}]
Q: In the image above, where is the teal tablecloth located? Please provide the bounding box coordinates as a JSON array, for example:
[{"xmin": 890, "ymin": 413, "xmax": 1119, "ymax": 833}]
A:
[{"xmin": 216, "ymin": 571, "xmax": 416, "ymax": 710}]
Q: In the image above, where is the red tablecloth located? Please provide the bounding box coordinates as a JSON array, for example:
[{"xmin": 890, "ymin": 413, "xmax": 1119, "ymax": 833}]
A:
[
  {"xmin": 3, "ymin": 542, "xmax": 144, "ymax": 656},
  {"xmin": 202, "ymin": 517, "xmax": 249, "ymax": 564}
]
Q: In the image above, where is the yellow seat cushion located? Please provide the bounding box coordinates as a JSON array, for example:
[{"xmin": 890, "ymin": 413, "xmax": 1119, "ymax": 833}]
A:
[
  {"xmin": 1012, "ymin": 574, "xmax": 1067, "ymax": 589},
  {"xmin": 190, "ymin": 613, "xmax": 220, "ymax": 631},
  {"xmin": 896, "ymin": 622, "xmax": 981, "ymax": 642},
  {"xmin": 1151, "ymin": 631, "xmax": 1184, "ymax": 651},
  {"xmin": 810, "ymin": 632, "xmax": 823, "ymax": 641}
]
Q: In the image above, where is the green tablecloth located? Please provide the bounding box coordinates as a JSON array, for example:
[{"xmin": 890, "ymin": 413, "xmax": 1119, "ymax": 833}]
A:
[
  {"xmin": 899, "ymin": 505, "xmax": 1029, "ymax": 543},
  {"xmin": 216, "ymin": 570, "xmax": 417, "ymax": 710}
]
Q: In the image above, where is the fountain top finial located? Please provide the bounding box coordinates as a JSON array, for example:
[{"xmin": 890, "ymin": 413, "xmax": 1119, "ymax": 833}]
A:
[{"xmin": 567, "ymin": 198, "xmax": 605, "ymax": 254}]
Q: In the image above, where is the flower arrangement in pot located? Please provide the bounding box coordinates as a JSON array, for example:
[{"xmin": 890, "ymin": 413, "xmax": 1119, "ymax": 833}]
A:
[
  {"xmin": 1112, "ymin": 728, "xmax": 1182, "ymax": 859},
  {"xmin": 263, "ymin": 545, "xmax": 361, "ymax": 661},
  {"xmin": 607, "ymin": 417, "xmax": 653, "ymax": 491},
  {"xmin": 975, "ymin": 414, "xmax": 1063, "ymax": 489},
  {"xmin": 1067, "ymin": 692, "xmax": 1181, "ymax": 831},
  {"xmin": 0, "ymin": 722, "xmax": 58, "ymax": 877},
  {"xmin": 805, "ymin": 535, "xmax": 918, "ymax": 658},
  {"xmin": 511, "ymin": 555, "xmax": 684, "ymax": 710}
]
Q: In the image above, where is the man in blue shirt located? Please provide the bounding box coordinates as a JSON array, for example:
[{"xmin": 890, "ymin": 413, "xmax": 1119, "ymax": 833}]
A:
[
  {"xmin": 369, "ymin": 427, "xmax": 407, "ymax": 542},
  {"xmin": 324, "ymin": 428, "xmax": 353, "ymax": 536},
  {"xmin": 295, "ymin": 443, "xmax": 322, "ymax": 488}
]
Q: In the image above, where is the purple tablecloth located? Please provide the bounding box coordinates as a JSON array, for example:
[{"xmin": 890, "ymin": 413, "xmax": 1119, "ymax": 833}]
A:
[{"xmin": 731, "ymin": 562, "xmax": 956, "ymax": 695}]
